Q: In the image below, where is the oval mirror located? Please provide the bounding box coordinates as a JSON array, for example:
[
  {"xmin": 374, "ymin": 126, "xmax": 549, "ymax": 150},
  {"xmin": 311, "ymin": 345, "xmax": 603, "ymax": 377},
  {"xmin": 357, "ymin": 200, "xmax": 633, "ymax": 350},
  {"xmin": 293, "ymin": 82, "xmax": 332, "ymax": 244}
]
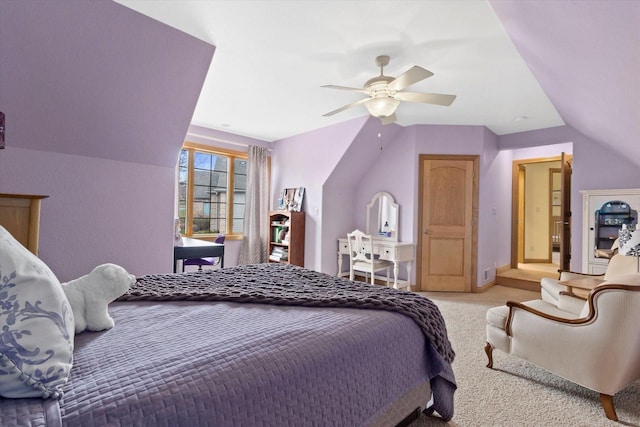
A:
[{"xmin": 366, "ymin": 191, "xmax": 399, "ymax": 242}]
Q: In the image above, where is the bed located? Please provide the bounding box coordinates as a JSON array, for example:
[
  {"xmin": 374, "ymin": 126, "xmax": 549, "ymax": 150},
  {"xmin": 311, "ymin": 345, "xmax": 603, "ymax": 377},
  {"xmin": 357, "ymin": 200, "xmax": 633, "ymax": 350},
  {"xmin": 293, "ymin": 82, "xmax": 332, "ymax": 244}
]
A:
[{"xmin": 0, "ymin": 257, "xmax": 456, "ymax": 426}]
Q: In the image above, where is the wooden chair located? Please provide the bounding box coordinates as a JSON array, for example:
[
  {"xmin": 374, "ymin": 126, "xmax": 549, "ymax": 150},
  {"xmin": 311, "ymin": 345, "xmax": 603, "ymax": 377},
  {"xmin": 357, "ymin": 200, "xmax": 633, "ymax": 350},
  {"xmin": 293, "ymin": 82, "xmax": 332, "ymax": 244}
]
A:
[{"xmin": 347, "ymin": 229, "xmax": 392, "ymax": 286}]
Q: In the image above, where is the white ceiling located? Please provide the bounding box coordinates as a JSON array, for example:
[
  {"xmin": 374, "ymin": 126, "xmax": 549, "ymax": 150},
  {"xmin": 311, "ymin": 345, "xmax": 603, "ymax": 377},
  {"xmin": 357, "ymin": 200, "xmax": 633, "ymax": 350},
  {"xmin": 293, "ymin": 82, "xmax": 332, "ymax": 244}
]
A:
[{"xmin": 116, "ymin": 0, "xmax": 565, "ymax": 142}]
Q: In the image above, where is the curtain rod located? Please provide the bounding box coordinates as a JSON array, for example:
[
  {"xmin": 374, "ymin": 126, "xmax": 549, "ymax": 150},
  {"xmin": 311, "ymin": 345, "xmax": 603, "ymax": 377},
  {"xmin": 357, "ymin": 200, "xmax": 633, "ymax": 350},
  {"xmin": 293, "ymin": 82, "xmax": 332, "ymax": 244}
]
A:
[{"xmin": 186, "ymin": 132, "xmax": 272, "ymax": 151}]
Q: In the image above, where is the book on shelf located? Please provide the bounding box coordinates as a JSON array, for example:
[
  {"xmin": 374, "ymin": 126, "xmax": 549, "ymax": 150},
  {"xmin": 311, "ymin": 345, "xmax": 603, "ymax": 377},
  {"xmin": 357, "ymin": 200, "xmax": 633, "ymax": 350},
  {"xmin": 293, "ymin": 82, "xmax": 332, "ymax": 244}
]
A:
[
  {"xmin": 273, "ymin": 226, "xmax": 290, "ymax": 243},
  {"xmin": 269, "ymin": 247, "xmax": 289, "ymax": 261}
]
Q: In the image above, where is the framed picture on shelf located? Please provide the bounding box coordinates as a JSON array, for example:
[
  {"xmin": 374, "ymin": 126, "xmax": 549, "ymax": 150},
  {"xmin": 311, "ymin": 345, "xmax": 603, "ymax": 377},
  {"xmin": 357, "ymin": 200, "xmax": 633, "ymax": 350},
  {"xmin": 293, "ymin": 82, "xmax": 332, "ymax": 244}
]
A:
[
  {"xmin": 293, "ymin": 187, "xmax": 304, "ymax": 212},
  {"xmin": 279, "ymin": 187, "xmax": 305, "ymax": 211}
]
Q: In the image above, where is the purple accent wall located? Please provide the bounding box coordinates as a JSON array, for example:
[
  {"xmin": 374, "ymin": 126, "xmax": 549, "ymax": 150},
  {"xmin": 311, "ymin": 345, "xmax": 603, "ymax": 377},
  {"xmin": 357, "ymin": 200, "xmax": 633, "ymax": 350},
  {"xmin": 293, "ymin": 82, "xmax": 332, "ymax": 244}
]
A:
[
  {"xmin": 323, "ymin": 118, "xmax": 404, "ymax": 275},
  {"xmin": 0, "ymin": 1, "xmax": 214, "ymax": 281},
  {"xmin": 489, "ymin": 0, "xmax": 640, "ymax": 167},
  {"xmin": 272, "ymin": 116, "xmax": 369, "ymax": 270},
  {"xmin": 0, "ymin": 147, "xmax": 174, "ymax": 281},
  {"xmin": 275, "ymin": 116, "xmax": 637, "ymax": 286}
]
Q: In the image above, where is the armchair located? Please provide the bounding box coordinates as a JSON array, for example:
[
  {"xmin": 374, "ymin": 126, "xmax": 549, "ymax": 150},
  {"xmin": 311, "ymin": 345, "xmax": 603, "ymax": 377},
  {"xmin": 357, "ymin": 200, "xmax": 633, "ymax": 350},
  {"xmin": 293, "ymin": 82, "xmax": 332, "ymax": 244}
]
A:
[
  {"xmin": 541, "ymin": 252, "xmax": 638, "ymax": 314},
  {"xmin": 485, "ymin": 275, "xmax": 640, "ymax": 421}
]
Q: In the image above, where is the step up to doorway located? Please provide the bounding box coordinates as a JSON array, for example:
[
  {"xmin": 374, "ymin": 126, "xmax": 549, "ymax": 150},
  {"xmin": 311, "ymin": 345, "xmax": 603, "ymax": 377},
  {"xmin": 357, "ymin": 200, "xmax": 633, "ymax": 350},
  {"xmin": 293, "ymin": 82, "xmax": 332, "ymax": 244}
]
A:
[{"xmin": 496, "ymin": 268, "xmax": 558, "ymax": 292}]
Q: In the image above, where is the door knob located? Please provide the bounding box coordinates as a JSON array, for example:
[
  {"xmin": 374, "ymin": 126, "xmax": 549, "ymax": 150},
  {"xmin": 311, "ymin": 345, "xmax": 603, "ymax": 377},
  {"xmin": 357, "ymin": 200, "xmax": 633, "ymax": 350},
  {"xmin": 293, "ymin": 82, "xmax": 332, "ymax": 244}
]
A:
[{"xmin": 424, "ymin": 229, "xmax": 430, "ymax": 234}]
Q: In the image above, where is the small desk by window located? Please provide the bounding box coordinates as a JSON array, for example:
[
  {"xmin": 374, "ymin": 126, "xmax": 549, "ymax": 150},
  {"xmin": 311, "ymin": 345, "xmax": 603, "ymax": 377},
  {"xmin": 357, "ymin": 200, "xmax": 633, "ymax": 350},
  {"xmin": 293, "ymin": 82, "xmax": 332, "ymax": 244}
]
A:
[{"xmin": 174, "ymin": 237, "xmax": 225, "ymax": 273}]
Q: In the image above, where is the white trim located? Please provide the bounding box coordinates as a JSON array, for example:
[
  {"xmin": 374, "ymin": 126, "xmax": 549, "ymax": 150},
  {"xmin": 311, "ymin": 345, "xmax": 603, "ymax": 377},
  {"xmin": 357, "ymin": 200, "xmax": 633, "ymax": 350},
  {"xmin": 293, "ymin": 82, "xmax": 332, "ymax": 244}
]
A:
[{"xmin": 186, "ymin": 132, "xmax": 272, "ymax": 151}]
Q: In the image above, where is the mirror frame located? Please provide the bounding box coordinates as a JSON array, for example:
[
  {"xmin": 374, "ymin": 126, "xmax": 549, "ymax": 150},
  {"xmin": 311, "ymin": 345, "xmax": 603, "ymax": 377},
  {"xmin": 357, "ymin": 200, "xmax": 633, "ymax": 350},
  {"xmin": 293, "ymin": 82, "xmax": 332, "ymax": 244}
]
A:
[{"xmin": 366, "ymin": 191, "xmax": 399, "ymax": 242}]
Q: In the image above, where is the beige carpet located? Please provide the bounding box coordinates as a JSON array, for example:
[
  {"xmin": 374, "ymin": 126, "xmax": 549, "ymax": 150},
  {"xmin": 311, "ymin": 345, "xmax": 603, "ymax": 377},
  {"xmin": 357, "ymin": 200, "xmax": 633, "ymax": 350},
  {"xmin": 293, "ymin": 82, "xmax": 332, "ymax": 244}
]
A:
[{"xmin": 409, "ymin": 286, "xmax": 640, "ymax": 427}]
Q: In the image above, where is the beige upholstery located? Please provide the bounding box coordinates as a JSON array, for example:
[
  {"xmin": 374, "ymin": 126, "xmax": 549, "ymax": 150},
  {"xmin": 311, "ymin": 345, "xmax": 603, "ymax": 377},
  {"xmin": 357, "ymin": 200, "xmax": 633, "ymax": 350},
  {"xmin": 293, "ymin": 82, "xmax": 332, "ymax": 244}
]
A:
[
  {"xmin": 347, "ymin": 229, "xmax": 392, "ymax": 286},
  {"xmin": 485, "ymin": 274, "xmax": 640, "ymax": 421},
  {"xmin": 541, "ymin": 252, "xmax": 638, "ymax": 314}
]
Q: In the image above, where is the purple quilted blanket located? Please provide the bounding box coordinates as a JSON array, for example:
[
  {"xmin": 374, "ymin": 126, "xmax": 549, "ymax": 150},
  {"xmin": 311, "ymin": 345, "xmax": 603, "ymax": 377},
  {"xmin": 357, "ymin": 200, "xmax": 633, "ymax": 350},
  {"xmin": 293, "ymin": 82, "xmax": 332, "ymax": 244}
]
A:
[
  {"xmin": 120, "ymin": 263, "xmax": 455, "ymax": 364},
  {"xmin": 1, "ymin": 264, "xmax": 457, "ymax": 426}
]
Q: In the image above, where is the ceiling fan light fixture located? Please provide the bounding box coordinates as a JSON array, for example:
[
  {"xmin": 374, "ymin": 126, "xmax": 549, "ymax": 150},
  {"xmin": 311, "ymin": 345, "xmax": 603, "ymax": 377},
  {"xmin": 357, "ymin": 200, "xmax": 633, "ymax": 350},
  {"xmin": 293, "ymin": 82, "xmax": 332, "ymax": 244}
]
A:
[
  {"xmin": 365, "ymin": 97, "xmax": 400, "ymax": 118},
  {"xmin": 322, "ymin": 55, "xmax": 455, "ymax": 123}
]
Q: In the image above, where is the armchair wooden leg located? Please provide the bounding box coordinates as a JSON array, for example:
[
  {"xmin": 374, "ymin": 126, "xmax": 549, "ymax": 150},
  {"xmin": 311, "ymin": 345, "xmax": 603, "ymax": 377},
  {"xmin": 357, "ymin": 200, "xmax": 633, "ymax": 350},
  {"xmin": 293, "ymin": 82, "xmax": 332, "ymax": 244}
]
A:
[
  {"xmin": 484, "ymin": 342, "xmax": 494, "ymax": 369},
  {"xmin": 599, "ymin": 394, "xmax": 618, "ymax": 421}
]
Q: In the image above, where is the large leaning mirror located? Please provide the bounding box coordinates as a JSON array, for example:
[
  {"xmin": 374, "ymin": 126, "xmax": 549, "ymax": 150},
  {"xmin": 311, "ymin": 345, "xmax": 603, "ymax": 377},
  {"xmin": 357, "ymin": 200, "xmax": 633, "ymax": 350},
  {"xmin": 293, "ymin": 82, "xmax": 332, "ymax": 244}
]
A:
[{"xmin": 366, "ymin": 191, "xmax": 399, "ymax": 242}]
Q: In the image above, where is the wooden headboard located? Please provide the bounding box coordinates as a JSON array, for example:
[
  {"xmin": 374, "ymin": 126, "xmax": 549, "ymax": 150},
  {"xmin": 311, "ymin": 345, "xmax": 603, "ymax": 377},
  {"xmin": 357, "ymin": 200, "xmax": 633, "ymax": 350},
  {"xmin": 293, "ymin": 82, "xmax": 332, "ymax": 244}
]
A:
[{"xmin": 0, "ymin": 193, "xmax": 48, "ymax": 255}]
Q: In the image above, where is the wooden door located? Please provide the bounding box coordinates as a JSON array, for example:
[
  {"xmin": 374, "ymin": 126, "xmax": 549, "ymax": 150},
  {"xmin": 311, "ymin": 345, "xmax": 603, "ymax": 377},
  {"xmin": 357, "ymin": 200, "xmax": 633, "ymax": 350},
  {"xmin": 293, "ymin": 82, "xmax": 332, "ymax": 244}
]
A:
[
  {"xmin": 417, "ymin": 156, "xmax": 478, "ymax": 292},
  {"xmin": 560, "ymin": 153, "xmax": 573, "ymax": 270}
]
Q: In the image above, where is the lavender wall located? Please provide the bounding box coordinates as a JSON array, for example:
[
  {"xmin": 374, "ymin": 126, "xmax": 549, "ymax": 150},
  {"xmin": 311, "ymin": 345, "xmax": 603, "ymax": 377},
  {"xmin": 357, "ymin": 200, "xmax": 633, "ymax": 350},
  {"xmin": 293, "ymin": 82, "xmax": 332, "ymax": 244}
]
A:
[
  {"xmin": 271, "ymin": 117, "xmax": 369, "ymax": 270},
  {"xmin": 0, "ymin": 147, "xmax": 174, "ymax": 281},
  {"xmin": 0, "ymin": 1, "xmax": 214, "ymax": 281},
  {"xmin": 338, "ymin": 124, "xmax": 506, "ymax": 287},
  {"xmin": 490, "ymin": 0, "xmax": 640, "ymax": 168},
  {"xmin": 283, "ymin": 116, "xmax": 637, "ymax": 287},
  {"xmin": 324, "ymin": 118, "xmax": 404, "ymax": 275}
]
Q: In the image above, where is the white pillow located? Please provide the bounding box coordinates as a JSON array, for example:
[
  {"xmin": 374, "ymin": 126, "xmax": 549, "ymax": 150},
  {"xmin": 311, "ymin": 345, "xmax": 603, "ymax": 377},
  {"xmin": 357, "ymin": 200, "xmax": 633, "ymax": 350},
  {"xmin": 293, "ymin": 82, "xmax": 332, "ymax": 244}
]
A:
[{"xmin": 0, "ymin": 225, "xmax": 74, "ymax": 399}]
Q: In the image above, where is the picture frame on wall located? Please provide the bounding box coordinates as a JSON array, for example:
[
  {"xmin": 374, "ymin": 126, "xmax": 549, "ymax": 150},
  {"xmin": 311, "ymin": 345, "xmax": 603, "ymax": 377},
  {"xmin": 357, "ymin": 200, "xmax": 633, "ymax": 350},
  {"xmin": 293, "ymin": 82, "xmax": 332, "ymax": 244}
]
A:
[{"xmin": 552, "ymin": 190, "xmax": 561, "ymax": 206}]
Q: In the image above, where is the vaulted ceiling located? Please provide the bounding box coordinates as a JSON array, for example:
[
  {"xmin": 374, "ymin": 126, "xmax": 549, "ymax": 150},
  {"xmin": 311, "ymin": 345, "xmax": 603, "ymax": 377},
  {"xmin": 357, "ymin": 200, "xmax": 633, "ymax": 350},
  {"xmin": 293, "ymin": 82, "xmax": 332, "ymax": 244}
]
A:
[{"xmin": 116, "ymin": 0, "xmax": 639, "ymax": 165}]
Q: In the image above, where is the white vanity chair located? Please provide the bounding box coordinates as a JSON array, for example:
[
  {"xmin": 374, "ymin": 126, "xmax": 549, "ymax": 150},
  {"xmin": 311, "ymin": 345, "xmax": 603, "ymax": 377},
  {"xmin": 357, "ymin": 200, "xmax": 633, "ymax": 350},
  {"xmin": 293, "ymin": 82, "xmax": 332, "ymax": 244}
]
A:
[
  {"xmin": 337, "ymin": 192, "xmax": 415, "ymax": 289},
  {"xmin": 347, "ymin": 229, "xmax": 392, "ymax": 286}
]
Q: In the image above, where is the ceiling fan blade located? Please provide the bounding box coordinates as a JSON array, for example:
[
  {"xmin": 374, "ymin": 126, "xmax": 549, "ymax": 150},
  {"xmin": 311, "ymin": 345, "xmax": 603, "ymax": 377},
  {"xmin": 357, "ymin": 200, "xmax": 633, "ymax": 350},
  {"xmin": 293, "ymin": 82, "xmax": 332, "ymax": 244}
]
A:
[
  {"xmin": 387, "ymin": 66, "xmax": 433, "ymax": 91},
  {"xmin": 395, "ymin": 91, "xmax": 456, "ymax": 106},
  {"xmin": 321, "ymin": 85, "xmax": 368, "ymax": 94},
  {"xmin": 380, "ymin": 113, "xmax": 397, "ymax": 125},
  {"xmin": 322, "ymin": 97, "xmax": 370, "ymax": 117}
]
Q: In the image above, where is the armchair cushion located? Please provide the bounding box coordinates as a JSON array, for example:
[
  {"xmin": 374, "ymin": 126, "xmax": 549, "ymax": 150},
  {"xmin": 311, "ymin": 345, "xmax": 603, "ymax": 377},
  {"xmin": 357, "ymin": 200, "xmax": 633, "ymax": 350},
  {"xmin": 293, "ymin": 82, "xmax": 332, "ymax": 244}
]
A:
[
  {"xmin": 603, "ymin": 254, "xmax": 638, "ymax": 280},
  {"xmin": 486, "ymin": 305, "xmax": 509, "ymax": 329},
  {"xmin": 541, "ymin": 253, "xmax": 637, "ymax": 310},
  {"xmin": 558, "ymin": 294, "xmax": 587, "ymax": 314},
  {"xmin": 580, "ymin": 273, "xmax": 640, "ymax": 317}
]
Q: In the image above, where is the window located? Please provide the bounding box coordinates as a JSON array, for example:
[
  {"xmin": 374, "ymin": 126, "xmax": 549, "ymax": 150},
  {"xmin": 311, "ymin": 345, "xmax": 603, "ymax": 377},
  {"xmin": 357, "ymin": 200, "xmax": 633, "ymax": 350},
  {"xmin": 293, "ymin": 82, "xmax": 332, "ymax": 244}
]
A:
[{"xmin": 178, "ymin": 142, "xmax": 247, "ymax": 237}]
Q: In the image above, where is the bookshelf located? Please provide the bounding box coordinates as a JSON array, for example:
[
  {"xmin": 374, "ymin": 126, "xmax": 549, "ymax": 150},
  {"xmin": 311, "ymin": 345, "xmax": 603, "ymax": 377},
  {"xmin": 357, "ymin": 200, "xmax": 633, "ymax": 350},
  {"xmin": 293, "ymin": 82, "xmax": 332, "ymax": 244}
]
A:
[{"xmin": 268, "ymin": 211, "xmax": 305, "ymax": 267}]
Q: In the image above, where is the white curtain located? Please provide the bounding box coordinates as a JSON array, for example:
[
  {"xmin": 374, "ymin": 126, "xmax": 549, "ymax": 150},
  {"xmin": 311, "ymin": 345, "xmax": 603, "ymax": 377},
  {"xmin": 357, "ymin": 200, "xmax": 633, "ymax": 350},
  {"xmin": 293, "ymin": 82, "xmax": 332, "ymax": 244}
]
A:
[{"xmin": 238, "ymin": 145, "xmax": 269, "ymax": 264}]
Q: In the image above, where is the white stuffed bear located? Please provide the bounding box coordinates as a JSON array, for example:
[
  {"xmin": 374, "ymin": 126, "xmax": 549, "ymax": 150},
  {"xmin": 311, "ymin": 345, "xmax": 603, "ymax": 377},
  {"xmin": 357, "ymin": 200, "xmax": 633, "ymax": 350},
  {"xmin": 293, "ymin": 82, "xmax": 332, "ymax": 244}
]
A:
[{"xmin": 62, "ymin": 263, "xmax": 135, "ymax": 333}]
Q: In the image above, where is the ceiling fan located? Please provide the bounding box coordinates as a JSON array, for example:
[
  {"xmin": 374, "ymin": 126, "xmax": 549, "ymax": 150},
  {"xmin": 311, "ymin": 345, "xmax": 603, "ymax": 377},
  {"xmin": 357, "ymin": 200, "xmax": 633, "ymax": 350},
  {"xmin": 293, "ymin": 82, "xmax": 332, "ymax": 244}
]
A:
[{"xmin": 322, "ymin": 55, "xmax": 456, "ymax": 125}]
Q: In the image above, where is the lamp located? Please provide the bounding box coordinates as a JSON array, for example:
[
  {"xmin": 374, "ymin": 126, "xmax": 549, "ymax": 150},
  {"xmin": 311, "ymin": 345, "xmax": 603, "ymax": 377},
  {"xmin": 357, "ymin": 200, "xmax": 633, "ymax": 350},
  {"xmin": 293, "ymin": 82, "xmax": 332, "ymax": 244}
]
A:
[
  {"xmin": 618, "ymin": 224, "xmax": 640, "ymax": 272},
  {"xmin": 365, "ymin": 96, "xmax": 400, "ymax": 118}
]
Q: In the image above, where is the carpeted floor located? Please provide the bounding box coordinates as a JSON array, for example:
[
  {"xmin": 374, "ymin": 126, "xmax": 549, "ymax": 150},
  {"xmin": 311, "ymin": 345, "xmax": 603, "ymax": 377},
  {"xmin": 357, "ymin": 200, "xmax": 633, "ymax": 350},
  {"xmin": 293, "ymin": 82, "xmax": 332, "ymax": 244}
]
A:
[{"xmin": 409, "ymin": 286, "xmax": 640, "ymax": 427}]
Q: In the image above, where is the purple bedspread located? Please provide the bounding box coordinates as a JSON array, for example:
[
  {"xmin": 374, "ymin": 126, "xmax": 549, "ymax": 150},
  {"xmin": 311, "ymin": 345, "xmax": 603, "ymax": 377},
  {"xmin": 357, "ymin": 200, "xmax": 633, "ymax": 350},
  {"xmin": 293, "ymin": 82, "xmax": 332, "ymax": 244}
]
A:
[
  {"xmin": 0, "ymin": 264, "xmax": 456, "ymax": 426},
  {"xmin": 121, "ymin": 263, "xmax": 455, "ymax": 364}
]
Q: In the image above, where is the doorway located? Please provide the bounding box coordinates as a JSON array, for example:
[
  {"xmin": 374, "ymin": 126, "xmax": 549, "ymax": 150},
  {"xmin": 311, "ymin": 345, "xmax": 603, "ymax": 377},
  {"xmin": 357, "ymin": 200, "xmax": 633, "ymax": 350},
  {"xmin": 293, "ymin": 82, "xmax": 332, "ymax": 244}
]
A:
[
  {"xmin": 416, "ymin": 155, "xmax": 479, "ymax": 292},
  {"xmin": 511, "ymin": 154, "xmax": 572, "ymax": 275}
]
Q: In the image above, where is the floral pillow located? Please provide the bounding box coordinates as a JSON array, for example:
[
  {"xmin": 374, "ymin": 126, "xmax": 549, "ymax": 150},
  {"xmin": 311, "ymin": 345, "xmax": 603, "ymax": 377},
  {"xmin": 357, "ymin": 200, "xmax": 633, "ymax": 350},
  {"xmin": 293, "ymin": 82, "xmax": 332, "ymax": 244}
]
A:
[{"xmin": 0, "ymin": 225, "xmax": 74, "ymax": 399}]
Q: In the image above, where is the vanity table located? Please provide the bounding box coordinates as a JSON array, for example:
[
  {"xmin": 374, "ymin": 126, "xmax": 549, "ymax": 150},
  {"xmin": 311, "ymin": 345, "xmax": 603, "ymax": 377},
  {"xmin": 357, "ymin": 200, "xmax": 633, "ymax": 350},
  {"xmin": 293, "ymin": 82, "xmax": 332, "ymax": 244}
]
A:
[{"xmin": 337, "ymin": 192, "xmax": 415, "ymax": 289}]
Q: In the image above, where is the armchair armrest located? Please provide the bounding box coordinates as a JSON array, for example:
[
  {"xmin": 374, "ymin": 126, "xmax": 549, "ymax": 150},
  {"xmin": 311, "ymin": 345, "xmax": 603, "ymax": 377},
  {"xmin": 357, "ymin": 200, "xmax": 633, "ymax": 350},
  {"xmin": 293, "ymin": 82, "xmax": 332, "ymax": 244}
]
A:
[
  {"xmin": 506, "ymin": 284, "xmax": 640, "ymax": 336},
  {"xmin": 505, "ymin": 300, "xmax": 588, "ymax": 336}
]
